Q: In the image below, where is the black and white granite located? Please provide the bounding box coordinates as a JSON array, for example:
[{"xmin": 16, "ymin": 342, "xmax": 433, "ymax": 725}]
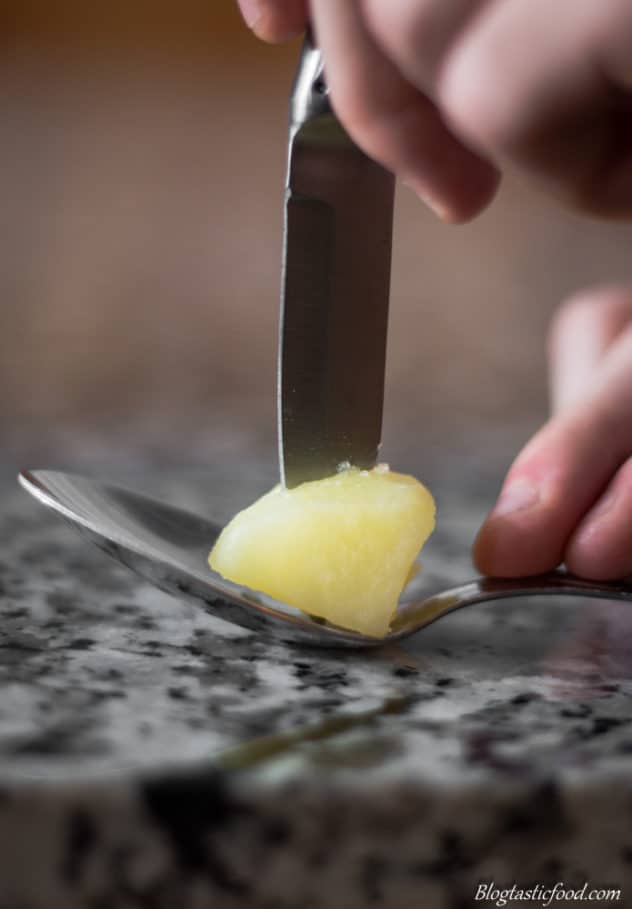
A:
[{"xmin": 1, "ymin": 445, "xmax": 632, "ymax": 908}]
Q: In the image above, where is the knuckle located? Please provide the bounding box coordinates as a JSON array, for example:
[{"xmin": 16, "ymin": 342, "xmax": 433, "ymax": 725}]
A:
[{"xmin": 362, "ymin": 0, "xmax": 483, "ymax": 86}]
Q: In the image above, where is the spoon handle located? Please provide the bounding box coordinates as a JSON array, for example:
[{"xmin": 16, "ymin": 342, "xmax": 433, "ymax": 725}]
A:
[{"xmin": 391, "ymin": 569, "xmax": 632, "ymax": 638}]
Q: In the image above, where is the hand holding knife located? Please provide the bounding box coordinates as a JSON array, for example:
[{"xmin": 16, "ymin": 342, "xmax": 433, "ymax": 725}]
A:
[{"xmin": 278, "ymin": 33, "xmax": 395, "ymax": 488}]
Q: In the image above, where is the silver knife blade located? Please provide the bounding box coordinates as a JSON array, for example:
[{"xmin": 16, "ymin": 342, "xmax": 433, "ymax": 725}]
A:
[{"xmin": 278, "ymin": 36, "xmax": 395, "ymax": 488}]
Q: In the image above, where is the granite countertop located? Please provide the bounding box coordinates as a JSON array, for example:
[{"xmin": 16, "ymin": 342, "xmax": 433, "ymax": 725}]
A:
[{"xmin": 1, "ymin": 448, "xmax": 632, "ymax": 909}]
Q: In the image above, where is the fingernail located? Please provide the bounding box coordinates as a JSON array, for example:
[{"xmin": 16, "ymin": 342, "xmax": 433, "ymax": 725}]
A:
[
  {"xmin": 492, "ymin": 478, "xmax": 540, "ymax": 517},
  {"xmin": 238, "ymin": 0, "xmax": 262, "ymax": 29},
  {"xmin": 401, "ymin": 178, "xmax": 451, "ymax": 221}
]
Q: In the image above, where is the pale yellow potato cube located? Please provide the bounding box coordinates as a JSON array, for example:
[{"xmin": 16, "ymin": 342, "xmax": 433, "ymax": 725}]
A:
[{"xmin": 208, "ymin": 465, "xmax": 435, "ymax": 638}]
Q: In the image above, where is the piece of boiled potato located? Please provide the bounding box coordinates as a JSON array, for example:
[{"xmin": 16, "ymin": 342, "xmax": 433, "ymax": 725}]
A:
[{"xmin": 208, "ymin": 465, "xmax": 435, "ymax": 638}]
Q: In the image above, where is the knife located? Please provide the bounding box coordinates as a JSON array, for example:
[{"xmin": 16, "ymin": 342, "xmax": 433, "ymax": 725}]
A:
[{"xmin": 278, "ymin": 34, "xmax": 395, "ymax": 488}]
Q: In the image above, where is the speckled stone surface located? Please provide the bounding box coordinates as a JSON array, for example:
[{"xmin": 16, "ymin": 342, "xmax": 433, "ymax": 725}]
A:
[{"xmin": 2, "ymin": 446, "xmax": 632, "ymax": 908}]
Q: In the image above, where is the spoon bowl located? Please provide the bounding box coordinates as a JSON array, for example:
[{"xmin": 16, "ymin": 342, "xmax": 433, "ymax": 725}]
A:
[{"xmin": 18, "ymin": 470, "xmax": 632, "ymax": 648}]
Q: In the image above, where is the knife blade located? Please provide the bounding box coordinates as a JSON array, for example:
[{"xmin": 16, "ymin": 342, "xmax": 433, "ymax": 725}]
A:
[{"xmin": 278, "ymin": 35, "xmax": 395, "ymax": 488}]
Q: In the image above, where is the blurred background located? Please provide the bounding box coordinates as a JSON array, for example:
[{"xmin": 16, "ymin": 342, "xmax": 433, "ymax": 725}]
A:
[{"xmin": 2, "ymin": 1, "xmax": 632, "ymax": 474}]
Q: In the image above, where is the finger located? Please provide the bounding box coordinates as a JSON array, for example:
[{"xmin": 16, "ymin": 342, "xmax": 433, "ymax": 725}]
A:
[
  {"xmin": 360, "ymin": 0, "xmax": 490, "ymax": 89},
  {"xmin": 565, "ymin": 455, "xmax": 632, "ymax": 579},
  {"xmin": 472, "ymin": 407, "xmax": 624, "ymax": 577},
  {"xmin": 435, "ymin": 0, "xmax": 632, "ymax": 217},
  {"xmin": 474, "ymin": 316, "xmax": 632, "ymax": 577},
  {"xmin": 237, "ymin": 0, "xmax": 308, "ymax": 42},
  {"xmin": 564, "ymin": 325, "xmax": 632, "ymax": 577},
  {"xmin": 549, "ymin": 286, "xmax": 632, "ymax": 414},
  {"xmin": 309, "ymin": 0, "xmax": 499, "ymax": 222}
]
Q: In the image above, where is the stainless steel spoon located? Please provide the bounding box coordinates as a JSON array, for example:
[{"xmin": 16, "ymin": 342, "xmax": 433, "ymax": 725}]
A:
[{"xmin": 18, "ymin": 469, "xmax": 632, "ymax": 648}]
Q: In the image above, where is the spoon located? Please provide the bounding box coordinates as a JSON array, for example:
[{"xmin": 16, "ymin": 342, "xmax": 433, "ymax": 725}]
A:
[{"xmin": 18, "ymin": 469, "xmax": 632, "ymax": 648}]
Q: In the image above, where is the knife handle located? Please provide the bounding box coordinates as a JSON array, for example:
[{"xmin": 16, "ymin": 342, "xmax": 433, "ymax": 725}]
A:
[{"xmin": 289, "ymin": 31, "xmax": 332, "ymax": 128}]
